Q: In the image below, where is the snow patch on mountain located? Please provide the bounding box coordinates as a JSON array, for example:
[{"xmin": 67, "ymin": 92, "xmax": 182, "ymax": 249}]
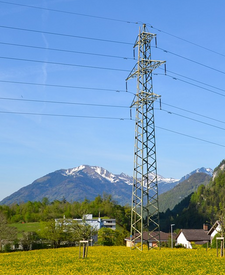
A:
[
  {"xmin": 61, "ymin": 165, "xmax": 212, "ymax": 193},
  {"xmin": 91, "ymin": 166, "xmax": 118, "ymax": 183},
  {"xmin": 63, "ymin": 165, "xmax": 85, "ymax": 176},
  {"xmin": 118, "ymin": 173, "xmax": 133, "ymax": 185},
  {"xmin": 157, "ymin": 174, "xmax": 179, "ymax": 184}
]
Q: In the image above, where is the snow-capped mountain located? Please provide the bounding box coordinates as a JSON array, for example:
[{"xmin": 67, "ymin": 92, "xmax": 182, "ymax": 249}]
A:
[
  {"xmin": 0, "ymin": 165, "xmax": 212, "ymax": 206},
  {"xmin": 63, "ymin": 165, "xmax": 133, "ymax": 185},
  {"xmin": 0, "ymin": 165, "xmax": 134, "ymax": 205},
  {"xmin": 179, "ymin": 167, "xmax": 213, "ymax": 183}
]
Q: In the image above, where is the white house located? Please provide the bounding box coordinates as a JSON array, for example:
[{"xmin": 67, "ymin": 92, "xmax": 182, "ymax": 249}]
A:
[
  {"xmin": 55, "ymin": 214, "xmax": 116, "ymax": 231},
  {"xmin": 208, "ymin": 220, "xmax": 222, "ymax": 243},
  {"xmin": 74, "ymin": 214, "xmax": 116, "ymax": 230},
  {"xmin": 176, "ymin": 229, "xmax": 210, "ymax": 249}
]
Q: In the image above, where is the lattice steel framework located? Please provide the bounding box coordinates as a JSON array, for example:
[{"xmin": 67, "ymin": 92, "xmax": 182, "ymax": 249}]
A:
[{"xmin": 126, "ymin": 24, "xmax": 165, "ymax": 251}]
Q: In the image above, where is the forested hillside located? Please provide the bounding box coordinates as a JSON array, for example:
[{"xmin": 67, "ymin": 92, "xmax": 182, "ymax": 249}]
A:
[
  {"xmin": 190, "ymin": 164, "xmax": 225, "ymax": 219},
  {"xmin": 160, "ymin": 160, "xmax": 225, "ymax": 231},
  {"xmin": 159, "ymin": 172, "xmax": 211, "ymax": 212}
]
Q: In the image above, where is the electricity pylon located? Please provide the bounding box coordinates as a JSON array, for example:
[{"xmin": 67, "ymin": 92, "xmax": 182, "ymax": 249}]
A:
[{"xmin": 126, "ymin": 24, "xmax": 165, "ymax": 251}]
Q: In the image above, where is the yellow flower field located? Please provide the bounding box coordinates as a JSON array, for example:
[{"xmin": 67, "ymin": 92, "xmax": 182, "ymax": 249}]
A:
[{"xmin": 0, "ymin": 246, "xmax": 225, "ymax": 274}]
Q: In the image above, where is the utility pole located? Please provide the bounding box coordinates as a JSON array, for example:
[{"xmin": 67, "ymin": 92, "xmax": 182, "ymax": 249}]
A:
[
  {"xmin": 171, "ymin": 224, "xmax": 175, "ymax": 248},
  {"xmin": 126, "ymin": 24, "xmax": 165, "ymax": 251}
]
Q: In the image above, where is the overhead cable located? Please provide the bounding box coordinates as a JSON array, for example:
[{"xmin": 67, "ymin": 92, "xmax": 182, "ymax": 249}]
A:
[
  {"xmin": 0, "ymin": 110, "xmax": 130, "ymax": 120},
  {"xmin": 1, "ymin": 1, "xmax": 223, "ymax": 58},
  {"xmin": 0, "ymin": 41, "xmax": 133, "ymax": 60},
  {"xmin": 164, "ymin": 73, "xmax": 225, "ymax": 97},
  {"xmin": 2, "ymin": 96, "xmax": 225, "ymax": 131},
  {"xmin": 147, "ymin": 23, "xmax": 225, "ymax": 58},
  {"xmin": 0, "ymin": 25, "xmax": 133, "ymax": 45},
  {"xmin": 156, "ymin": 71, "xmax": 225, "ymax": 97},
  {"xmin": 0, "ymin": 108, "xmax": 224, "ymax": 148},
  {"xmin": 156, "ymin": 46, "xmax": 225, "ymax": 75},
  {"xmin": 0, "ymin": 97, "xmax": 129, "ymax": 108},
  {"xmin": 1, "ymin": 40, "xmax": 224, "ymax": 75},
  {"xmin": 0, "ymin": 1, "xmax": 139, "ymax": 25},
  {"xmin": 0, "ymin": 56, "xmax": 130, "ymax": 72},
  {"xmin": 0, "ymin": 79, "xmax": 129, "ymax": 93},
  {"xmin": 157, "ymin": 126, "xmax": 225, "ymax": 148},
  {"xmin": 161, "ymin": 102, "xmax": 225, "ymax": 125},
  {"xmin": 157, "ymin": 108, "xmax": 225, "ymax": 131}
]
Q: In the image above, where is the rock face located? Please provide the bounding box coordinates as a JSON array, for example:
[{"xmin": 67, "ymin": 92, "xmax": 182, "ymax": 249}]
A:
[{"xmin": 212, "ymin": 160, "xmax": 225, "ymax": 180}]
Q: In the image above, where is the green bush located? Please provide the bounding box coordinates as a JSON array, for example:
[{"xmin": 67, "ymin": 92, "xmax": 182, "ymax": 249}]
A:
[
  {"xmin": 2, "ymin": 243, "xmax": 11, "ymax": 252},
  {"xmin": 175, "ymin": 243, "xmax": 186, "ymax": 248}
]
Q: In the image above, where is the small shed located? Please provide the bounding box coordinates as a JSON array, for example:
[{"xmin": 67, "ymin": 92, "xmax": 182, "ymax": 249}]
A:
[{"xmin": 176, "ymin": 229, "xmax": 210, "ymax": 248}]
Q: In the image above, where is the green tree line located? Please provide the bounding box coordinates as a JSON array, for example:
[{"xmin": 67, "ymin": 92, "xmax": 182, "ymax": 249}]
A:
[{"xmin": 0, "ymin": 194, "xmax": 131, "ymax": 231}]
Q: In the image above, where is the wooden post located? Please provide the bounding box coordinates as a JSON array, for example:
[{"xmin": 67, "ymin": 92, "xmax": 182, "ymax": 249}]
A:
[
  {"xmin": 216, "ymin": 237, "xmax": 224, "ymax": 257},
  {"xmin": 79, "ymin": 240, "xmax": 89, "ymax": 258}
]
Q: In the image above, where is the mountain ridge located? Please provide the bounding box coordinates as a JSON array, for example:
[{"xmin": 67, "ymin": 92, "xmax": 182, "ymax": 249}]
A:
[
  {"xmin": 0, "ymin": 165, "xmax": 212, "ymax": 205},
  {"xmin": 159, "ymin": 172, "xmax": 212, "ymax": 213}
]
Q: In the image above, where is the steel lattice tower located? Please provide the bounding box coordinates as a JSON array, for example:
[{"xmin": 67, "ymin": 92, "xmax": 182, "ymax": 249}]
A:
[{"xmin": 126, "ymin": 24, "xmax": 165, "ymax": 251}]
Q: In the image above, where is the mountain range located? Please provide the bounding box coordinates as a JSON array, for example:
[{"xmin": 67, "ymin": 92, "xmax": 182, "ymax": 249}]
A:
[{"xmin": 0, "ymin": 165, "xmax": 213, "ymax": 207}]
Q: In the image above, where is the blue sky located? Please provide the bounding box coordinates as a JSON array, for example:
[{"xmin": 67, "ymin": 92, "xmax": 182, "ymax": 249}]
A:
[{"xmin": 0, "ymin": 0, "xmax": 225, "ymax": 201}]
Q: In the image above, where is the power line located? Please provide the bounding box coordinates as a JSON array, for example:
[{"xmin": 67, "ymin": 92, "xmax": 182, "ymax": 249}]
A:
[
  {"xmin": 1, "ymin": 69, "xmax": 224, "ymax": 100},
  {"xmin": 156, "ymin": 70, "xmax": 225, "ymax": 97},
  {"xmin": 0, "ymin": 1, "xmax": 139, "ymax": 25},
  {"xmin": 164, "ymin": 73, "xmax": 225, "ymax": 98},
  {"xmin": 0, "ymin": 25, "xmax": 133, "ymax": 45},
  {"xmin": 147, "ymin": 23, "xmax": 225, "ymax": 58},
  {"xmin": 1, "ymin": 1, "xmax": 224, "ymax": 59},
  {"xmin": 1, "ymin": 40, "xmax": 224, "ymax": 76},
  {"xmin": 2, "ymin": 55, "xmax": 225, "ymax": 97},
  {"xmin": 1, "ymin": 63, "xmax": 224, "ymax": 101},
  {"xmin": 0, "ymin": 35, "xmax": 223, "ymax": 94},
  {"xmin": 0, "ymin": 97, "xmax": 129, "ymax": 108},
  {"xmin": 2, "ymin": 96, "xmax": 225, "ymax": 130},
  {"xmin": 2, "ymin": 40, "xmax": 224, "ymax": 75},
  {"xmin": 0, "ymin": 41, "xmax": 133, "ymax": 60},
  {"xmin": 0, "ymin": 110, "xmax": 131, "ymax": 120},
  {"xmin": 1, "ymin": 108, "xmax": 224, "ymax": 148},
  {"xmin": 161, "ymin": 102, "xmax": 225, "ymax": 125},
  {"xmin": 0, "ymin": 56, "xmax": 130, "ymax": 72},
  {"xmin": 156, "ymin": 46, "xmax": 225, "ymax": 76},
  {"xmin": 157, "ymin": 108, "xmax": 225, "ymax": 131},
  {"xmin": 1, "ymin": 70, "xmax": 224, "ymax": 101},
  {"xmin": 157, "ymin": 126, "xmax": 225, "ymax": 148},
  {"xmin": 0, "ymin": 79, "xmax": 130, "ymax": 93},
  {"xmin": 2, "ymin": 95, "xmax": 225, "ymax": 133},
  {"xmin": 162, "ymin": 69, "xmax": 225, "ymax": 93}
]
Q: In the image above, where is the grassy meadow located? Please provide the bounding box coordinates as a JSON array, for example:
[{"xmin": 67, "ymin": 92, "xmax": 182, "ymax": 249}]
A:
[
  {"xmin": 0, "ymin": 246, "xmax": 225, "ymax": 274},
  {"xmin": 9, "ymin": 222, "xmax": 41, "ymax": 239}
]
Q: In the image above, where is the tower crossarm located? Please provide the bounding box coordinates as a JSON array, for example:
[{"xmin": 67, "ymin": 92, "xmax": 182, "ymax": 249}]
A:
[{"xmin": 126, "ymin": 60, "xmax": 165, "ymax": 81}]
